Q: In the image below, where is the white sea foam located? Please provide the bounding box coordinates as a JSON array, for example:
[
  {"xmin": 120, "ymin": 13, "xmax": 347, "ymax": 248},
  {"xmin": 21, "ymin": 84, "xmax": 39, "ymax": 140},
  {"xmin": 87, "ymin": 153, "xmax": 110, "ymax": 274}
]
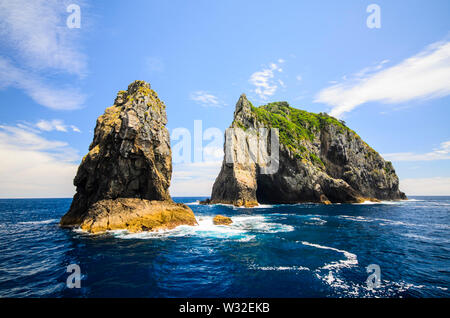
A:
[
  {"xmin": 339, "ymin": 215, "xmax": 420, "ymax": 227},
  {"xmin": 251, "ymin": 204, "xmax": 275, "ymax": 209},
  {"xmin": 270, "ymin": 213, "xmax": 322, "ymax": 218},
  {"xmin": 373, "ymin": 218, "xmax": 417, "ymax": 227},
  {"xmin": 73, "ymin": 227, "xmax": 88, "ymax": 234},
  {"xmin": 300, "ymin": 240, "xmax": 434, "ymax": 297},
  {"xmin": 18, "ymin": 219, "xmax": 58, "ymax": 225},
  {"xmin": 353, "ymin": 200, "xmax": 402, "ymax": 205},
  {"xmin": 301, "ymin": 241, "xmax": 358, "ymax": 270},
  {"xmin": 339, "ymin": 215, "xmax": 373, "ymax": 222},
  {"xmin": 300, "ymin": 241, "xmax": 359, "ymax": 293},
  {"xmin": 92, "ymin": 214, "xmax": 293, "ymax": 240},
  {"xmin": 213, "ymin": 203, "xmax": 235, "ymax": 208},
  {"xmin": 233, "ymin": 217, "xmax": 294, "ymax": 233},
  {"xmin": 203, "ymin": 202, "xmax": 275, "ymax": 209},
  {"xmin": 250, "ymin": 265, "xmax": 310, "ymax": 271},
  {"xmin": 401, "ymin": 233, "xmax": 433, "ymax": 241},
  {"xmin": 229, "ymin": 203, "xmax": 275, "ymax": 209},
  {"xmin": 305, "ymin": 217, "xmax": 327, "ymax": 225}
]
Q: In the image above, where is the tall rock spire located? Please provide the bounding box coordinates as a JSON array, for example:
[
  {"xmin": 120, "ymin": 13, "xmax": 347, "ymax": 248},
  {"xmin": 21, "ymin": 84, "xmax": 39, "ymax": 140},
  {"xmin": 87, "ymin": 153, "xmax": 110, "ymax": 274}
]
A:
[{"xmin": 60, "ymin": 80, "xmax": 196, "ymax": 233}]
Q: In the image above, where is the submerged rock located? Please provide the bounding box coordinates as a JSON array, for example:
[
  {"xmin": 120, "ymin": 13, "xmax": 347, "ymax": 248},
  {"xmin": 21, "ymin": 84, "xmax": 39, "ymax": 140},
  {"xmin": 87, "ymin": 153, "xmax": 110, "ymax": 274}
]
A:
[
  {"xmin": 60, "ymin": 80, "xmax": 197, "ymax": 233},
  {"xmin": 210, "ymin": 94, "xmax": 406, "ymax": 206},
  {"xmin": 213, "ymin": 215, "xmax": 233, "ymax": 225}
]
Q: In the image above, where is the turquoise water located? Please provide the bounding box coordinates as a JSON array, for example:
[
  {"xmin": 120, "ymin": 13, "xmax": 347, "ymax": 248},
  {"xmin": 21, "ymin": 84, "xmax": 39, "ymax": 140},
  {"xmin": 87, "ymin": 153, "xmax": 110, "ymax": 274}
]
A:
[{"xmin": 0, "ymin": 197, "xmax": 448, "ymax": 297}]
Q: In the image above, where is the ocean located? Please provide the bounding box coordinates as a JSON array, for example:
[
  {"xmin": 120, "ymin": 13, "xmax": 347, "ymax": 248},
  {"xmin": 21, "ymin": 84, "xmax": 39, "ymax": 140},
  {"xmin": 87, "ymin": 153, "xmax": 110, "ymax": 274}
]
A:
[{"xmin": 0, "ymin": 196, "xmax": 448, "ymax": 298}]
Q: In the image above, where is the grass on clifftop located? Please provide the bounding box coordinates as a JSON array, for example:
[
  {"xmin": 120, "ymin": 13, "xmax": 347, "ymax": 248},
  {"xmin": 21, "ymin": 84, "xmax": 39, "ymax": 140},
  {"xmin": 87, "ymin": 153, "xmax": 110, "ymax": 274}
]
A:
[{"xmin": 246, "ymin": 101, "xmax": 361, "ymax": 162}]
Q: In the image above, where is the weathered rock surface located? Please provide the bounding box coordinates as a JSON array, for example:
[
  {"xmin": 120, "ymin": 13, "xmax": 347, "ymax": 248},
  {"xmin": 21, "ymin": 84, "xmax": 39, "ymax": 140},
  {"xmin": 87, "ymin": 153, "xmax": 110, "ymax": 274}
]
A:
[
  {"xmin": 77, "ymin": 199, "xmax": 196, "ymax": 233},
  {"xmin": 213, "ymin": 215, "xmax": 233, "ymax": 225},
  {"xmin": 60, "ymin": 80, "xmax": 197, "ymax": 232},
  {"xmin": 210, "ymin": 94, "xmax": 406, "ymax": 206}
]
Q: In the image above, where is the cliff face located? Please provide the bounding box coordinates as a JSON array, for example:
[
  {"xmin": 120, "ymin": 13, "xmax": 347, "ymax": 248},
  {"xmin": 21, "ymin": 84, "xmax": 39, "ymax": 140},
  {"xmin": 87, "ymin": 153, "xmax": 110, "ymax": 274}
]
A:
[
  {"xmin": 60, "ymin": 80, "xmax": 196, "ymax": 232},
  {"xmin": 210, "ymin": 94, "xmax": 406, "ymax": 205}
]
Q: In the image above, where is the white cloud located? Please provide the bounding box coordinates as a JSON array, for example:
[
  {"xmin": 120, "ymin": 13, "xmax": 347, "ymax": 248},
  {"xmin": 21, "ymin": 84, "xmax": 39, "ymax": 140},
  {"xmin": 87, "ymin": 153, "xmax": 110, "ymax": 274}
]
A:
[
  {"xmin": 400, "ymin": 177, "xmax": 450, "ymax": 196},
  {"xmin": 190, "ymin": 91, "xmax": 225, "ymax": 107},
  {"xmin": 296, "ymin": 75, "xmax": 302, "ymax": 81},
  {"xmin": 249, "ymin": 60, "xmax": 284, "ymax": 100},
  {"xmin": 35, "ymin": 119, "xmax": 81, "ymax": 133},
  {"xmin": 0, "ymin": 57, "xmax": 86, "ymax": 110},
  {"xmin": 70, "ymin": 125, "xmax": 81, "ymax": 133},
  {"xmin": 0, "ymin": 0, "xmax": 87, "ymax": 75},
  {"xmin": 0, "ymin": 124, "xmax": 79, "ymax": 198},
  {"xmin": 0, "ymin": 0, "xmax": 87, "ymax": 109},
  {"xmin": 383, "ymin": 141, "xmax": 450, "ymax": 162},
  {"xmin": 170, "ymin": 161, "xmax": 222, "ymax": 197},
  {"xmin": 315, "ymin": 40, "xmax": 450, "ymax": 118},
  {"xmin": 36, "ymin": 119, "xmax": 67, "ymax": 132}
]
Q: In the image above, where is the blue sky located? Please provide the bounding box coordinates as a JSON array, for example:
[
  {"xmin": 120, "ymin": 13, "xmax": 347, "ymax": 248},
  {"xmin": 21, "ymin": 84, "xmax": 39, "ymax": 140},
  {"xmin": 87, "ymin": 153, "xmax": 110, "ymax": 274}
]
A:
[{"xmin": 0, "ymin": 0, "xmax": 449, "ymax": 197}]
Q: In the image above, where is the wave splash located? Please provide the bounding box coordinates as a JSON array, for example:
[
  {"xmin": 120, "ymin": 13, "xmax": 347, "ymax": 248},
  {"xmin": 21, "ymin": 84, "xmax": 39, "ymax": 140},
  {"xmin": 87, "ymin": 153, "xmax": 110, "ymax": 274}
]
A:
[{"xmin": 106, "ymin": 214, "xmax": 293, "ymax": 240}]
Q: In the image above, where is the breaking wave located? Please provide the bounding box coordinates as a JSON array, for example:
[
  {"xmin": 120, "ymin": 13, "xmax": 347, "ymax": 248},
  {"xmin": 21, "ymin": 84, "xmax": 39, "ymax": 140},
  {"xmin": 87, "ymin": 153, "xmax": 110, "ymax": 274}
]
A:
[{"xmin": 105, "ymin": 215, "xmax": 293, "ymax": 240}]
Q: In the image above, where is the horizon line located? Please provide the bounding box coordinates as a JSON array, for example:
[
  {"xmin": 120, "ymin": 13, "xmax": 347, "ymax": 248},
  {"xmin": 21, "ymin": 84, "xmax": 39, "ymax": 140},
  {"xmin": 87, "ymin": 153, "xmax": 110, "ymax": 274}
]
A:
[{"xmin": 0, "ymin": 195, "xmax": 448, "ymax": 200}]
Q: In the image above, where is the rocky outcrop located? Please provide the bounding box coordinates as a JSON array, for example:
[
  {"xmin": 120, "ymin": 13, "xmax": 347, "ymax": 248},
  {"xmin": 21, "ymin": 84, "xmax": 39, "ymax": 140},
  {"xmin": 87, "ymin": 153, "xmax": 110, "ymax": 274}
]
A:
[
  {"xmin": 60, "ymin": 80, "xmax": 197, "ymax": 233},
  {"xmin": 76, "ymin": 198, "xmax": 196, "ymax": 233},
  {"xmin": 213, "ymin": 215, "xmax": 233, "ymax": 225},
  {"xmin": 210, "ymin": 94, "xmax": 406, "ymax": 206}
]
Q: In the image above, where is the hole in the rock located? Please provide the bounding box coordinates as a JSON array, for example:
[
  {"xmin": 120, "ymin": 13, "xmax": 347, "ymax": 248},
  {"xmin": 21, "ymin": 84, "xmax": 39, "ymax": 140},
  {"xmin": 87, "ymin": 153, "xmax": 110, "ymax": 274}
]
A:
[{"xmin": 256, "ymin": 174, "xmax": 282, "ymax": 204}]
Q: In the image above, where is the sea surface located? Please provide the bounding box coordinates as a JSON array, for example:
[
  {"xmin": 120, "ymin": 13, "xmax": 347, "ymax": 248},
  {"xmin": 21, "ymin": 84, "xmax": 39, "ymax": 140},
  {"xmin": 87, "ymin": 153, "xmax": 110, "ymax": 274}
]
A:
[{"xmin": 0, "ymin": 196, "xmax": 449, "ymax": 298}]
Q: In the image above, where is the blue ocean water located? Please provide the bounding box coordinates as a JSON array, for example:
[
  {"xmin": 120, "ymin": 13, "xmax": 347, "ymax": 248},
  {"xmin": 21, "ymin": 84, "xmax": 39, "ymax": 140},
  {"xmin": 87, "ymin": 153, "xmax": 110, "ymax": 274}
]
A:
[{"xmin": 0, "ymin": 197, "xmax": 448, "ymax": 298}]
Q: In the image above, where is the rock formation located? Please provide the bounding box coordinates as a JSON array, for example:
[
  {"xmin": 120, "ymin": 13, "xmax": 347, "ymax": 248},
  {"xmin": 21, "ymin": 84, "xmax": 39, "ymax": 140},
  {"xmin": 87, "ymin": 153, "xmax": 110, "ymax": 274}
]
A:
[
  {"xmin": 210, "ymin": 94, "xmax": 406, "ymax": 206},
  {"xmin": 60, "ymin": 80, "xmax": 197, "ymax": 233},
  {"xmin": 213, "ymin": 215, "xmax": 233, "ymax": 225}
]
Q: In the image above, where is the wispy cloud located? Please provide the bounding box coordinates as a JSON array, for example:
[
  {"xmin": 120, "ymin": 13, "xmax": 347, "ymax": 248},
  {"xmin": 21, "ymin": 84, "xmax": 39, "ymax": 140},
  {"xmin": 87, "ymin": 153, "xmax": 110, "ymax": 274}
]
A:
[
  {"xmin": 35, "ymin": 119, "xmax": 81, "ymax": 133},
  {"xmin": 190, "ymin": 91, "xmax": 225, "ymax": 107},
  {"xmin": 0, "ymin": 0, "xmax": 87, "ymax": 75},
  {"xmin": 170, "ymin": 161, "xmax": 222, "ymax": 196},
  {"xmin": 400, "ymin": 177, "xmax": 450, "ymax": 196},
  {"xmin": 383, "ymin": 141, "xmax": 450, "ymax": 162},
  {"xmin": 0, "ymin": 57, "xmax": 86, "ymax": 110},
  {"xmin": 249, "ymin": 59, "xmax": 284, "ymax": 100},
  {"xmin": 0, "ymin": 0, "xmax": 87, "ymax": 109},
  {"xmin": 0, "ymin": 123, "xmax": 79, "ymax": 198},
  {"xmin": 0, "ymin": 57, "xmax": 86, "ymax": 109},
  {"xmin": 315, "ymin": 40, "xmax": 450, "ymax": 118}
]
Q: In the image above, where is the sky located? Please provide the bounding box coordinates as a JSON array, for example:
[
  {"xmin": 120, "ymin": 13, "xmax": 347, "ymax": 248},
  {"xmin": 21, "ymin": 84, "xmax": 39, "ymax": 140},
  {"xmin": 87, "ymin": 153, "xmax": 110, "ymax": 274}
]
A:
[{"xmin": 0, "ymin": 0, "xmax": 449, "ymax": 198}]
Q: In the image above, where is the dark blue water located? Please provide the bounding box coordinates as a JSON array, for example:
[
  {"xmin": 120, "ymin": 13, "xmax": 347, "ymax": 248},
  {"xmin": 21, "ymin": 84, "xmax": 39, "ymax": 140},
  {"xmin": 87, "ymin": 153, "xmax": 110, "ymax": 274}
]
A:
[{"xmin": 0, "ymin": 197, "xmax": 448, "ymax": 298}]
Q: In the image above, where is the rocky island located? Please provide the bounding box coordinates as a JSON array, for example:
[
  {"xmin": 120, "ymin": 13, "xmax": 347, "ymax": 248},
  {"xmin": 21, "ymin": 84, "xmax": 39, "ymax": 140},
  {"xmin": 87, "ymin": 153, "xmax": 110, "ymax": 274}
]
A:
[
  {"xmin": 209, "ymin": 94, "xmax": 406, "ymax": 206},
  {"xmin": 60, "ymin": 80, "xmax": 197, "ymax": 233}
]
